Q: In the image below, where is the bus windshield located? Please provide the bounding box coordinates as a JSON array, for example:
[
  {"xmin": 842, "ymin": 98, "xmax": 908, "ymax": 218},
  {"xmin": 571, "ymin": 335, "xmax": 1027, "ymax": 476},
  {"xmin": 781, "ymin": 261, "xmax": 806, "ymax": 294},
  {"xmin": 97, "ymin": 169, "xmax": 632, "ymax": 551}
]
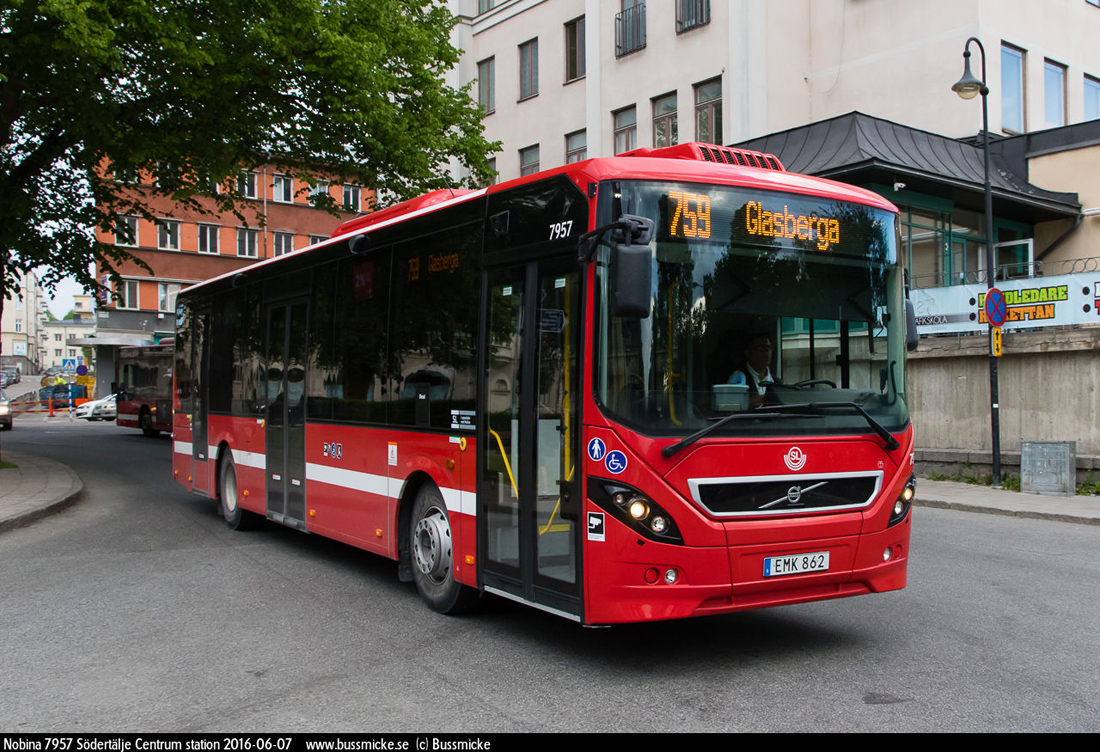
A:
[{"xmin": 595, "ymin": 180, "xmax": 909, "ymax": 441}]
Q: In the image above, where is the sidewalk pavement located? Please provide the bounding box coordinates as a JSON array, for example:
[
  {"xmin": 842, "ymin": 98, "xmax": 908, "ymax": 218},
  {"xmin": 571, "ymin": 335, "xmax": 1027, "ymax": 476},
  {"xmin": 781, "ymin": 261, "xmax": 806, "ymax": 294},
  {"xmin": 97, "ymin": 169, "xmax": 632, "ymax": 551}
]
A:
[
  {"xmin": 0, "ymin": 450, "xmax": 83, "ymax": 533},
  {"xmin": 0, "ymin": 449, "xmax": 1098, "ymax": 533}
]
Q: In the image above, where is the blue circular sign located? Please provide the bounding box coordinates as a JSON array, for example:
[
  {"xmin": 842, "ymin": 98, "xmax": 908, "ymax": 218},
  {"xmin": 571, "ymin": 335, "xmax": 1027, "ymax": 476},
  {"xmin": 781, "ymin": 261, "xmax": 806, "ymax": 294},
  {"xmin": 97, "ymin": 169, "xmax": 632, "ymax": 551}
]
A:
[
  {"xmin": 985, "ymin": 288, "xmax": 1007, "ymax": 328},
  {"xmin": 587, "ymin": 437, "xmax": 607, "ymax": 462},
  {"xmin": 76, "ymin": 365, "xmax": 88, "ymax": 376},
  {"xmin": 604, "ymin": 450, "xmax": 628, "ymax": 475}
]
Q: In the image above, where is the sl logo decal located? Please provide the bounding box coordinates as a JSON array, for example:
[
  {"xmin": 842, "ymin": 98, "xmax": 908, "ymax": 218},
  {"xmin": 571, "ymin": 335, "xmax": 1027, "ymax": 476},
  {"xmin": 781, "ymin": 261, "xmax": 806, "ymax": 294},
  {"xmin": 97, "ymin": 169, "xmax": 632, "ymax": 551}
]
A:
[{"xmin": 784, "ymin": 446, "xmax": 807, "ymax": 472}]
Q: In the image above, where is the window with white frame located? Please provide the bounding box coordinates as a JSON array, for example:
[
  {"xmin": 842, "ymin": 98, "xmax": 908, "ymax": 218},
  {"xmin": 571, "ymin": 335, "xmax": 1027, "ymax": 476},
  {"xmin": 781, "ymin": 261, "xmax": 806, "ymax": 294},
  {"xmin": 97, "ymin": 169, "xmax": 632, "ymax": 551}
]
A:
[
  {"xmin": 565, "ymin": 17, "xmax": 585, "ymax": 83},
  {"xmin": 158, "ymin": 283, "xmax": 181, "ymax": 313},
  {"xmin": 519, "ymin": 145, "xmax": 540, "ymax": 176},
  {"xmin": 653, "ymin": 92, "xmax": 678, "ymax": 148},
  {"xmin": 1002, "ymin": 43, "xmax": 1026, "ymax": 133},
  {"xmin": 197, "ymin": 224, "xmax": 220, "ymax": 254},
  {"xmin": 309, "ymin": 180, "xmax": 330, "ymax": 198},
  {"xmin": 237, "ymin": 228, "xmax": 259, "ymax": 258},
  {"xmin": 566, "ymin": 130, "xmax": 587, "ymax": 163},
  {"xmin": 694, "ymin": 78, "xmax": 722, "ymax": 144},
  {"xmin": 1044, "ymin": 59, "xmax": 1066, "ymax": 128},
  {"xmin": 114, "ymin": 215, "xmax": 139, "ymax": 247},
  {"xmin": 273, "ymin": 231, "xmax": 294, "ymax": 257},
  {"xmin": 478, "ymin": 57, "xmax": 496, "ymax": 114},
  {"xmin": 309, "ymin": 234, "xmax": 328, "ymax": 246},
  {"xmin": 343, "ymin": 184, "xmax": 361, "ymax": 211},
  {"xmin": 117, "ymin": 279, "xmax": 139, "ymax": 309},
  {"xmin": 613, "ymin": 107, "xmax": 637, "ymax": 154},
  {"xmin": 519, "ymin": 38, "xmax": 538, "ymax": 100},
  {"xmin": 157, "ymin": 220, "xmax": 180, "ymax": 250},
  {"xmin": 238, "ymin": 170, "xmax": 257, "ymax": 198},
  {"xmin": 273, "ymin": 174, "xmax": 293, "ymax": 203},
  {"xmin": 1086, "ymin": 75, "xmax": 1100, "ymax": 121}
]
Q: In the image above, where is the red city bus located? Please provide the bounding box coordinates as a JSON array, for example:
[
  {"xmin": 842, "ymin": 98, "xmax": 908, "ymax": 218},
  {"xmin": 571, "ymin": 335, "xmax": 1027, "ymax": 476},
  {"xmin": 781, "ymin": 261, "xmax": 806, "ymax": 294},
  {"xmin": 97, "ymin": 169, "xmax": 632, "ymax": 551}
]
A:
[
  {"xmin": 172, "ymin": 143, "xmax": 915, "ymax": 624},
  {"xmin": 117, "ymin": 342, "xmax": 174, "ymax": 436}
]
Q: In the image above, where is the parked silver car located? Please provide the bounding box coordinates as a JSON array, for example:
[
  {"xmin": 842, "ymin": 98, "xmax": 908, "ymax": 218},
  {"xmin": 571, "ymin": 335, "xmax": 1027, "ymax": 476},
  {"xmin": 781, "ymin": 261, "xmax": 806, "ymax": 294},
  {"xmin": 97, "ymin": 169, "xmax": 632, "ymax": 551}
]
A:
[{"xmin": 74, "ymin": 394, "xmax": 117, "ymax": 421}]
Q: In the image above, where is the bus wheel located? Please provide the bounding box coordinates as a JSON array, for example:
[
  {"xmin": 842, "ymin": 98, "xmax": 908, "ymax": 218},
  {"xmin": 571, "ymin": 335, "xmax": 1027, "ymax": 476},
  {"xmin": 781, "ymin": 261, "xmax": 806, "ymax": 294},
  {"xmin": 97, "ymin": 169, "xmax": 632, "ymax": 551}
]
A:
[
  {"xmin": 410, "ymin": 485, "xmax": 478, "ymax": 614},
  {"xmin": 140, "ymin": 411, "xmax": 159, "ymax": 437},
  {"xmin": 220, "ymin": 454, "xmax": 257, "ymax": 531}
]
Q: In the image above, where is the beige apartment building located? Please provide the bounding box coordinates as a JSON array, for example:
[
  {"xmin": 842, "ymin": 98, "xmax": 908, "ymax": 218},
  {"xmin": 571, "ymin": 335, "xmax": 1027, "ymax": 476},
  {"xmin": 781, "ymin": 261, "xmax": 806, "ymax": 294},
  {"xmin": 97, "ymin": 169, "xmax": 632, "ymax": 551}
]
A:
[
  {"xmin": 452, "ymin": 0, "xmax": 1100, "ymax": 475},
  {"xmin": 1, "ymin": 271, "xmax": 49, "ymax": 375},
  {"xmin": 452, "ymin": 0, "xmax": 1100, "ymax": 181}
]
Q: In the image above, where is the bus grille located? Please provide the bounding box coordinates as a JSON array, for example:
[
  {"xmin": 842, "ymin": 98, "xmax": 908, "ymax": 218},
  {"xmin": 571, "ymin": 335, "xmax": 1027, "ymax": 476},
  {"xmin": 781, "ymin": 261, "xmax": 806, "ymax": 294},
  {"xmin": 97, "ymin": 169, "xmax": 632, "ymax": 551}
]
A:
[{"xmin": 688, "ymin": 472, "xmax": 882, "ymax": 517}]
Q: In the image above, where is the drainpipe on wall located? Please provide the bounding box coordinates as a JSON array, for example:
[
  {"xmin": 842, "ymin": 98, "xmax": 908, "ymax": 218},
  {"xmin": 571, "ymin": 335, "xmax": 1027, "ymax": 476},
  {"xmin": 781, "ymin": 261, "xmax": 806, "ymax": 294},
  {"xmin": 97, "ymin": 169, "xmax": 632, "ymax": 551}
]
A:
[{"xmin": 1035, "ymin": 213, "xmax": 1082, "ymax": 263}]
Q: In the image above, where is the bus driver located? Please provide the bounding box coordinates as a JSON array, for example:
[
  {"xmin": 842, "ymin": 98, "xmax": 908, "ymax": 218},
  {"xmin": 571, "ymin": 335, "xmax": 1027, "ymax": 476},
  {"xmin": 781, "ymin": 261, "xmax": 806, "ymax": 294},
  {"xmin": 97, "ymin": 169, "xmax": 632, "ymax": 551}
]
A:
[{"xmin": 729, "ymin": 334, "xmax": 778, "ymax": 406}]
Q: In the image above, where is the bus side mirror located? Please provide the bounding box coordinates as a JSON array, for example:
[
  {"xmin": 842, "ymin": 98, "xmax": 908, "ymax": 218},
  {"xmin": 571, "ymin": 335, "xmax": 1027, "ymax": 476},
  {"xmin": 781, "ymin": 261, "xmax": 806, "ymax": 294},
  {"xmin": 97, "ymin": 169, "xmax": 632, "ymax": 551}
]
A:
[
  {"xmin": 905, "ymin": 298, "xmax": 919, "ymax": 352},
  {"xmin": 613, "ymin": 243, "xmax": 651, "ymax": 319}
]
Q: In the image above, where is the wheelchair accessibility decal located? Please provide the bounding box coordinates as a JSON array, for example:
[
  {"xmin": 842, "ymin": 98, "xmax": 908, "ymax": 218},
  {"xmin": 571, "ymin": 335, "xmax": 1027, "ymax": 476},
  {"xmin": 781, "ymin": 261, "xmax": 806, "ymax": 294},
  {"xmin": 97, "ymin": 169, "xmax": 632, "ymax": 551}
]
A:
[{"xmin": 587, "ymin": 437, "xmax": 628, "ymax": 475}]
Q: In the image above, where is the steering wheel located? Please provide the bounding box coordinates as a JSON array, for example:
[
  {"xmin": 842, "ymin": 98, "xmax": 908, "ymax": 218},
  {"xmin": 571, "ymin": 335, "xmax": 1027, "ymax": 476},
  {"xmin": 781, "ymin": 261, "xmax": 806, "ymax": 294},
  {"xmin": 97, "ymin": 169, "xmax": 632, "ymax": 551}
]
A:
[{"xmin": 791, "ymin": 379, "xmax": 838, "ymax": 388}]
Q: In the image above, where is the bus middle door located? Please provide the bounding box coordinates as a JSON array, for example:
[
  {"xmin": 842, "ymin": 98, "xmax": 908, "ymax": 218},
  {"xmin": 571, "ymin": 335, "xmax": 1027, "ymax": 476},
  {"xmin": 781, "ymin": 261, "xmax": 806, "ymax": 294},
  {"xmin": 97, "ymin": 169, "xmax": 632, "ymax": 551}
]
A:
[{"xmin": 264, "ymin": 299, "xmax": 309, "ymax": 530}]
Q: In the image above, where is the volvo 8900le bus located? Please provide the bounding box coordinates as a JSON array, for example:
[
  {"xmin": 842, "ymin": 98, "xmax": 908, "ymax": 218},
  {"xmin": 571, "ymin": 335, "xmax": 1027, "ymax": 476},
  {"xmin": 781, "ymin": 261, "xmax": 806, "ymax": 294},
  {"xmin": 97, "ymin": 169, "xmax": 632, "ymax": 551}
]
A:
[{"xmin": 173, "ymin": 143, "xmax": 915, "ymax": 624}]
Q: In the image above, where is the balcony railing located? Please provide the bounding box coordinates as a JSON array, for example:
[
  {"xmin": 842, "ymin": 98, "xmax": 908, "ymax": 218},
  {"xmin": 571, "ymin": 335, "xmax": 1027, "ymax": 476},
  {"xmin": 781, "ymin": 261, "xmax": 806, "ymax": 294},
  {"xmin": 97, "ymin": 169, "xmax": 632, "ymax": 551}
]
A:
[
  {"xmin": 676, "ymin": 0, "xmax": 710, "ymax": 33},
  {"xmin": 615, "ymin": 3, "xmax": 646, "ymax": 58},
  {"xmin": 911, "ymin": 256, "xmax": 1100, "ymax": 290}
]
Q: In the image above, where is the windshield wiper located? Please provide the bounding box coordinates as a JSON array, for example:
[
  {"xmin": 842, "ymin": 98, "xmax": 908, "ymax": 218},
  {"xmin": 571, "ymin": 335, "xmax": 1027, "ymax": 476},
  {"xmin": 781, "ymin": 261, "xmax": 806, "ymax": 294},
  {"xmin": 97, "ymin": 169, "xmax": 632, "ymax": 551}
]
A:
[
  {"xmin": 660, "ymin": 401, "xmax": 899, "ymax": 459},
  {"xmin": 661, "ymin": 410, "xmax": 820, "ymax": 458},
  {"xmin": 762, "ymin": 402, "xmax": 900, "ymax": 452}
]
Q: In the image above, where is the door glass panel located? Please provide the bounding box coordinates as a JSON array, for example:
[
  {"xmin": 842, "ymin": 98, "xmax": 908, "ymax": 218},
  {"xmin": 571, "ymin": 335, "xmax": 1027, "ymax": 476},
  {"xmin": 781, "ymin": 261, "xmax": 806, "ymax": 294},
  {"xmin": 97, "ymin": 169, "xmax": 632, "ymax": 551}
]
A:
[
  {"xmin": 534, "ymin": 267, "xmax": 579, "ymax": 586},
  {"xmin": 265, "ymin": 306, "xmax": 287, "ymax": 517},
  {"xmin": 285, "ymin": 302, "xmax": 308, "ymax": 522},
  {"xmin": 484, "ymin": 268, "xmax": 525, "ymax": 575}
]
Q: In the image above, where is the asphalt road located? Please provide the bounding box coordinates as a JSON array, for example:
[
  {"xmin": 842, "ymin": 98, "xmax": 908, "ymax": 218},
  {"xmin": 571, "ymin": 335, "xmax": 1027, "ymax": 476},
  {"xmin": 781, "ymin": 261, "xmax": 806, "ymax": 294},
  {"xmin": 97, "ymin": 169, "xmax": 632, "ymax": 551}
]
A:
[{"xmin": 1, "ymin": 420, "xmax": 1098, "ymax": 733}]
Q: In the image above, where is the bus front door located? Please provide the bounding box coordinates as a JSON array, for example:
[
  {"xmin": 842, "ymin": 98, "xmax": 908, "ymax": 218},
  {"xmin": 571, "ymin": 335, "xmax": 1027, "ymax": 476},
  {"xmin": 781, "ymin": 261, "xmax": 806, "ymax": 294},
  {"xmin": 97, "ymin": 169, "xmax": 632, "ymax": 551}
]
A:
[
  {"xmin": 481, "ymin": 258, "xmax": 582, "ymax": 619},
  {"xmin": 264, "ymin": 300, "xmax": 309, "ymax": 530}
]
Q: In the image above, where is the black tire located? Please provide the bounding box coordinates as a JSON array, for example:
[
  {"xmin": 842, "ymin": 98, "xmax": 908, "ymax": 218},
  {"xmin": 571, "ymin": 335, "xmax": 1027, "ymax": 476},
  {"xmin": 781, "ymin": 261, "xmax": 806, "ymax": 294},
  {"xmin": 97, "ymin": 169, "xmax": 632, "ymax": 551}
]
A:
[
  {"xmin": 140, "ymin": 410, "xmax": 160, "ymax": 437},
  {"xmin": 409, "ymin": 484, "xmax": 479, "ymax": 614},
  {"xmin": 220, "ymin": 454, "xmax": 259, "ymax": 530}
]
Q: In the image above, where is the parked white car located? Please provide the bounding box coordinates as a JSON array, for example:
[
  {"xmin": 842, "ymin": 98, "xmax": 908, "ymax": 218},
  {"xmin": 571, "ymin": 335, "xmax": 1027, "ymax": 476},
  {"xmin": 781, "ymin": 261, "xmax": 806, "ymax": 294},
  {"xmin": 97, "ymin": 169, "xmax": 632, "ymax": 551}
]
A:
[{"xmin": 74, "ymin": 394, "xmax": 117, "ymax": 421}]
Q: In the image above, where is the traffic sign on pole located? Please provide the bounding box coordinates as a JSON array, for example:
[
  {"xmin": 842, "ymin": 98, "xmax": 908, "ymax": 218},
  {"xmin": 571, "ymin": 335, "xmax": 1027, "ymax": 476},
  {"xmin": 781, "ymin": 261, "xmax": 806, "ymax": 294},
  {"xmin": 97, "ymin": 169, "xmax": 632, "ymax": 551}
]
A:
[{"xmin": 985, "ymin": 287, "xmax": 1007, "ymax": 328}]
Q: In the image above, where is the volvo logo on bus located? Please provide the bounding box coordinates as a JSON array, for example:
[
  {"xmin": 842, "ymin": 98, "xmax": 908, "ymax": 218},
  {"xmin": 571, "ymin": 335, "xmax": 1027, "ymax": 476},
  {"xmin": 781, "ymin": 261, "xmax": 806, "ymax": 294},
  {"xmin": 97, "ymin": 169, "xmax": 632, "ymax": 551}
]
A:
[
  {"xmin": 786, "ymin": 486, "xmax": 804, "ymax": 505},
  {"xmin": 784, "ymin": 446, "xmax": 807, "ymax": 471}
]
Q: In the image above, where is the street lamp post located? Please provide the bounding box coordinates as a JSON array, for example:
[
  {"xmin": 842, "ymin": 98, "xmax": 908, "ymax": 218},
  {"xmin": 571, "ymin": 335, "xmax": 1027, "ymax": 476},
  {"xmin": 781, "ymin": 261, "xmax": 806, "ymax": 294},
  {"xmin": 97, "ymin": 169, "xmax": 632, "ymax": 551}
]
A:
[{"xmin": 952, "ymin": 36, "xmax": 1002, "ymax": 487}]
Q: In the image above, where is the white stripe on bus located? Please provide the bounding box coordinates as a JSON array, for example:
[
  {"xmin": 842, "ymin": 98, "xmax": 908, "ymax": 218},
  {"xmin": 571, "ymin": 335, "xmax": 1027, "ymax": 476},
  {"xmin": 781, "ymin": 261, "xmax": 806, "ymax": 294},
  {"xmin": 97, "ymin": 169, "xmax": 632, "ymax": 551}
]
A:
[{"xmin": 306, "ymin": 462, "xmax": 474, "ymax": 516}]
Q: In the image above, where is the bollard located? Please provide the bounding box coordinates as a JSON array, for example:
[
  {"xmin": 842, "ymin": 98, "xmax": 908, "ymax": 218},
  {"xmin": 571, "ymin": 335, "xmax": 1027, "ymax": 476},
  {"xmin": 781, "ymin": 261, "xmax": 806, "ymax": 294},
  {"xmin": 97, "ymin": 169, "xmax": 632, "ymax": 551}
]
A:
[{"xmin": 48, "ymin": 397, "xmax": 54, "ymax": 417}]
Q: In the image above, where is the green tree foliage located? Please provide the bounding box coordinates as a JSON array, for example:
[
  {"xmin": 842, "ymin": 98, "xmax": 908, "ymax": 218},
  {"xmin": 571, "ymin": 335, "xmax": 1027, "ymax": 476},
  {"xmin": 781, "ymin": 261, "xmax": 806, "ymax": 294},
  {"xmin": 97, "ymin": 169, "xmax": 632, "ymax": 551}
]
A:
[{"xmin": 0, "ymin": 0, "xmax": 498, "ymax": 306}]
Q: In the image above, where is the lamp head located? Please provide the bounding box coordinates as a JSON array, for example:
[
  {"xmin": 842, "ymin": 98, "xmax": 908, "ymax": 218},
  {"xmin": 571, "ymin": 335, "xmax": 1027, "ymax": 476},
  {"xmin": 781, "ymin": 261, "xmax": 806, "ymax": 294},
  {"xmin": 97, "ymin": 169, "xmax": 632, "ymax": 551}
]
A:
[{"xmin": 952, "ymin": 50, "xmax": 986, "ymax": 100}]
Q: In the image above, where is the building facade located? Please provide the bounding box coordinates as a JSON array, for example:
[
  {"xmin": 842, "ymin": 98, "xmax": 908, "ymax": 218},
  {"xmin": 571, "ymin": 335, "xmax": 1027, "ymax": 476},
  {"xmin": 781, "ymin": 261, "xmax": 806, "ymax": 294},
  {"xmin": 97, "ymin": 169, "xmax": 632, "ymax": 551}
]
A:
[
  {"xmin": 85, "ymin": 165, "xmax": 368, "ymax": 397},
  {"xmin": 1, "ymin": 271, "xmax": 49, "ymax": 375},
  {"xmin": 451, "ymin": 0, "xmax": 1100, "ymax": 183}
]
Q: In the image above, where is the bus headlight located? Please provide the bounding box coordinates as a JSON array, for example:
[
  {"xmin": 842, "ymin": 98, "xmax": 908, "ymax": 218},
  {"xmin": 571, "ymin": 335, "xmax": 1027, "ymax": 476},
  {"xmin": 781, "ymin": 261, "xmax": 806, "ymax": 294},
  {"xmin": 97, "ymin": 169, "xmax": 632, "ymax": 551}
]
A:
[
  {"xmin": 889, "ymin": 475, "xmax": 915, "ymax": 527},
  {"xmin": 590, "ymin": 479, "xmax": 684, "ymax": 545}
]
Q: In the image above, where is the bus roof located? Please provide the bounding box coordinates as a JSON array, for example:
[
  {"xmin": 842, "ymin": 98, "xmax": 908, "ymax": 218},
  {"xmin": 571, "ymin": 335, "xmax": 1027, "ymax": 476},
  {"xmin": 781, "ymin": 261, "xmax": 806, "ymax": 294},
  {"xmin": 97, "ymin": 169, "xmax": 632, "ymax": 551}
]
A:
[{"xmin": 182, "ymin": 143, "xmax": 897, "ymax": 296}]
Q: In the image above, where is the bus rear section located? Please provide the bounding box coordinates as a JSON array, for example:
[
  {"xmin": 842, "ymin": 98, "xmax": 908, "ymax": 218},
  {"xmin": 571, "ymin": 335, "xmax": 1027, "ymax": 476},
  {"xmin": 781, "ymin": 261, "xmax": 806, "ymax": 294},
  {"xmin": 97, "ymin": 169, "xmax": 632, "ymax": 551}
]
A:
[{"xmin": 116, "ymin": 342, "xmax": 174, "ymax": 436}]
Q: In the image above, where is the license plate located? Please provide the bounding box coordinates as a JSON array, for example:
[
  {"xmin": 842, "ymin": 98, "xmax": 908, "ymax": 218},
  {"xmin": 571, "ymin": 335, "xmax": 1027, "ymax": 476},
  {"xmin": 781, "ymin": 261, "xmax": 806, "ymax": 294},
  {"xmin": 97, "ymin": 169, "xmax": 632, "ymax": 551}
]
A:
[{"xmin": 763, "ymin": 551, "xmax": 830, "ymax": 577}]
